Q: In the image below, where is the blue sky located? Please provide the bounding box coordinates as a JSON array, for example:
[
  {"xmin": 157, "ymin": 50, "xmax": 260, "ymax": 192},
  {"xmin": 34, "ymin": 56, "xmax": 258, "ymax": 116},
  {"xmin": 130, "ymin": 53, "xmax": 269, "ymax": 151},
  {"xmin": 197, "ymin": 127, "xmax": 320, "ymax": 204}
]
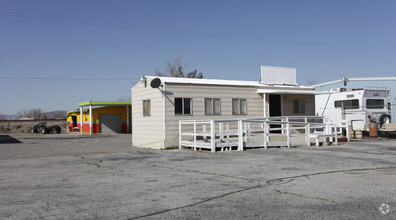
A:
[{"xmin": 1, "ymin": 0, "xmax": 395, "ymax": 114}]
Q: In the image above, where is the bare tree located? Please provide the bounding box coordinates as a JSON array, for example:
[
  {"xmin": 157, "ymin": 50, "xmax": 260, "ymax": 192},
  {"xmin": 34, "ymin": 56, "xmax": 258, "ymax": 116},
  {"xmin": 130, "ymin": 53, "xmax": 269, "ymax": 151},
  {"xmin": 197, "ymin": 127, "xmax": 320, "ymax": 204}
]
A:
[
  {"xmin": 47, "ymin": 111, "xmax": 67, "ymax": 119},
  {"xmin": 155, "ymin": 57, "xmax": 186, "ymax": 77},
  {"xmin": 307, "ymin": 80, "xmax": 317, "ymax": 86},
  {"xmin": 155, "ymin": 57, "xmax": 203, "ymax": 78},
  {"xmin": 186, "ymin": 69, "xmax": 203, "ymax": 79},
  {"xmin": 0, "ymin": 114, "xmax": 7, "ymax": 120},
  {"xmin": 15, "ymin": 109, "xmax": 28, "ymax": 119},
  {"xmin": 15, "ymin": 108, "xmax": 46, "ymax": 119}
]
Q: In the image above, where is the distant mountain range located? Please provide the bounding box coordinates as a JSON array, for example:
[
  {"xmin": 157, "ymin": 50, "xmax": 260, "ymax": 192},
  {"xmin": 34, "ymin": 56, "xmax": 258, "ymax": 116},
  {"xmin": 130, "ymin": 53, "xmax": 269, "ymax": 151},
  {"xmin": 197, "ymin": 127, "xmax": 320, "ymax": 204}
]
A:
[
  {"xmin": 45, "ymin": 110, "xmax": 68, "ymax": 119},
  {"xmin": 2, "ymin": 115, "xmax": 16, "ymax": 120}
]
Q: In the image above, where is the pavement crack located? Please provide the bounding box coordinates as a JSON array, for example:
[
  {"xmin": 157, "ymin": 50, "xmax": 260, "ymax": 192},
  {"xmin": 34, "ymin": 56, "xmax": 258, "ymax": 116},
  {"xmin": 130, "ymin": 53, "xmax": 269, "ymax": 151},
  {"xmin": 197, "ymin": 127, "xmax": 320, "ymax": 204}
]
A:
[
  {"xmin": 273, "ymin": 189, "xmax": 336, "ymax": 203},
  {"xmin": 128, "ymin": 166, "xmax": 396, "ymax": 219},
  {"xmin": 265, "ymin": 166, "xmax": 396, "ymax": 186},
  {"xmin": 146, "ymin": 161, "xmax": 255, "ymax": 182},
  {"xmin": 74, "ymin": 155, "xmax": 124, "ymax": 175},
  {"xmin": 127, "ymin": 183, "xmax": 263, "ymax": 220}
]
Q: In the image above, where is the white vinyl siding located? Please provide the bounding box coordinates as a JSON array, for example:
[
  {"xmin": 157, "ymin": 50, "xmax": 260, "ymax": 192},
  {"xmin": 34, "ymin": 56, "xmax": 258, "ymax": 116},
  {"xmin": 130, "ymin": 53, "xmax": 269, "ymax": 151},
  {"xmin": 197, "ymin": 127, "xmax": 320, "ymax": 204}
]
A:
[
  {"xmin": 132, "ymin": 79, "xmax": 316, "ymax": 149},
  {"xmin": 132, "ymin": 79, "xmax": 164, "ymax": 149},
  {"xmin": 164, "ymin": 84, "xmax": 264, "ymax": 147}
]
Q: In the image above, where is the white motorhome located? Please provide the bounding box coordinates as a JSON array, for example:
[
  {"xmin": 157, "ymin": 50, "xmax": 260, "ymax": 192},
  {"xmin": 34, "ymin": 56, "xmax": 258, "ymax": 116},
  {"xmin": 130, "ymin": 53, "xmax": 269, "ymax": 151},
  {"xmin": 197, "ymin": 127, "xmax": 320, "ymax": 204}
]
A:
[{"xmin": 316, "ymin": 88, "xmax": 392, "ymax": 132}]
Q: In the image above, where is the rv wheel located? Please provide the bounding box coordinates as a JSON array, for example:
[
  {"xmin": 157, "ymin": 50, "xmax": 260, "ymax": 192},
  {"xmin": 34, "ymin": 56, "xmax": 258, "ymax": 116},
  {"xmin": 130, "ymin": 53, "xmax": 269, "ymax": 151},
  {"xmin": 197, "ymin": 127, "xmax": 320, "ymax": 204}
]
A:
[{"xmin": 379, "ymin": 114, "xmax": 391, "ymax": 127}]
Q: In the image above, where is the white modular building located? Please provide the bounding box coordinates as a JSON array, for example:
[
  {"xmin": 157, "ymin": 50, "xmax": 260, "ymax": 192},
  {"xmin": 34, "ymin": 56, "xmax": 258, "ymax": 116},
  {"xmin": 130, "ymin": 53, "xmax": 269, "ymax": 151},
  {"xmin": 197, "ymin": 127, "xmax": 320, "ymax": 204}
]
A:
[{"xmin": 131, "ymin": 66, "xmax": 316, "ymax": 149}]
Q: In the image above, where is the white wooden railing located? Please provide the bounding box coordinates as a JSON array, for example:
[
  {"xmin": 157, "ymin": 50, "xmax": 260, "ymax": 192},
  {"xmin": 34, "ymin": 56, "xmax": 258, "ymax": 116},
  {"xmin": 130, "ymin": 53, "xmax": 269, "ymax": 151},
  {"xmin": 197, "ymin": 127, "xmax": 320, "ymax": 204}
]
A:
[{"xmin": 179, "ymin": 116, "xmax": 349, "ymax": 153}]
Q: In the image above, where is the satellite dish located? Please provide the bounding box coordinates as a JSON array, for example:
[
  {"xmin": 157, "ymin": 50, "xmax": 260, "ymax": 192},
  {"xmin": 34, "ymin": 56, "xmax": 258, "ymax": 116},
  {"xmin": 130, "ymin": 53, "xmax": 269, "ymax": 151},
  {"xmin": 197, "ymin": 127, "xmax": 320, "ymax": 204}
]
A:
[{"xmin": 150, "ymin": 78, "xmax": 161, "ymax": 88}]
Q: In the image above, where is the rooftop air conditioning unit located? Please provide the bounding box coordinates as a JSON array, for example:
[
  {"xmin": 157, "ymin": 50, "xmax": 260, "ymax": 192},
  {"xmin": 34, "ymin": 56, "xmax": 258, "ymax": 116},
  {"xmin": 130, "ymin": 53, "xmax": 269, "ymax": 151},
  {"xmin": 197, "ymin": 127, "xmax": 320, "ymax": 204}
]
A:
[{"xmin": 330, "ymin": 88, "xmax": 347, "ymax": 93}]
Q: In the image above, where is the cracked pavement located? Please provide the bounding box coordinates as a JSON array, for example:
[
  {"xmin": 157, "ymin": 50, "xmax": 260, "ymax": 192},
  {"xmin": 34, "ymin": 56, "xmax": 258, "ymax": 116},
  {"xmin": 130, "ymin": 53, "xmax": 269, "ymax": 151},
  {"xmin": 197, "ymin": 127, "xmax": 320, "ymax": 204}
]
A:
[{"xmin": 0, "ymin": 134, "xmax": 395, "ymax": 219}]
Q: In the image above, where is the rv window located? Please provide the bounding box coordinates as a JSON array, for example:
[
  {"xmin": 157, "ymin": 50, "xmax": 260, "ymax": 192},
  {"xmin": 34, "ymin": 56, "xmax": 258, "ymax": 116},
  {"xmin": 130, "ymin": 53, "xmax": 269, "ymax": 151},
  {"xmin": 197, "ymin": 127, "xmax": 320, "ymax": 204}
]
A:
[
  {"xmin": 175, "ymin": 98, "xmax": 192, "ymax": 115},
  {"xmin": 334, "ymin": 99, "xmax": 359, "ymax": 109},
  {"xmin": 205, "ymin": 98, "xmax": 221, "ymax": 115},
  {"xmin": 232, "ymin": 98, "xmax": 247, "ymax": 115},
  {"xmin": 293, "ymin": 100, "xmax": 305, "ymax": 114},
  {"xmin": 143, "ymin": 99, "xmax": 151, "ymax": 116},
  {"xmin": 366, "ymin": 99, "xmax": 384, "ymax": 109}
]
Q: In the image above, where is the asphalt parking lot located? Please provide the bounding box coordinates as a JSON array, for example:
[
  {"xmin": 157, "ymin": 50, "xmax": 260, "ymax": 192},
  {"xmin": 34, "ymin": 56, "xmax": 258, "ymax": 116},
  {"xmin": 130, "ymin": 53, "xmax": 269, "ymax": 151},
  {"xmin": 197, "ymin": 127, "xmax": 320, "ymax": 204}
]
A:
[{"xmin": 0, "ymin": 133, "xmax": 395, "ymax": 219}]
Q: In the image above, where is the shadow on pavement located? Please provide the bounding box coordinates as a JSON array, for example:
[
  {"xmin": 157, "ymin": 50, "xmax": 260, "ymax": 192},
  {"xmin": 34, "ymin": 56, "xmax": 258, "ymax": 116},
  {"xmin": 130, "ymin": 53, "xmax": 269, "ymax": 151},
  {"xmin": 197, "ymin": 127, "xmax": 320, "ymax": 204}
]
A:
[{"xmin": 0, "ymin": 135, "xmax": 23, "ymax": 144}]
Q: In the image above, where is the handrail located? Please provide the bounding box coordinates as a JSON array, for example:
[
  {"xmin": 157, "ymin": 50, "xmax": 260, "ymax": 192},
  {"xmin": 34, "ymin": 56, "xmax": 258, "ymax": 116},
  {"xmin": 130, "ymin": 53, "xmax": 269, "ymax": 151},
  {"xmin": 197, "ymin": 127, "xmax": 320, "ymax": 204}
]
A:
[{"xmin": 179, "ymin": 115, "xmax": 344, "ymax": 153}]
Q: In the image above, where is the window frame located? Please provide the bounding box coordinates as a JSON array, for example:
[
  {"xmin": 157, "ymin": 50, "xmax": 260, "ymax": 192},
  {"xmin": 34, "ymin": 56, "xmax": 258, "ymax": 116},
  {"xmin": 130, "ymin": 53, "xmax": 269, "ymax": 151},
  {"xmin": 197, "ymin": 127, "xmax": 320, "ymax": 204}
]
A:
[
  {"xmin": 174, "ymin": 97, "xmax": 193, "ymax": 115},
  {"xmin": 293, "ymin": 99, "xmax": 306, "ymax": 114},
  {"xmin": 366, "ymin": 99, "xmax": 384, "ymax": 109},
  {"xmin": 232, "ymin": 98, "xmax": 247, "ymax": 115},
  {"xmin": 334, "ymin": 99, "xmax": 360, "ymax": 110},
  {"xmin": 204, "ymin": 98, "xmax": 221, "ymax": 115},
  {"xmin": 143, "ymin": 99, "xmax": 151, "ymax": 117}
]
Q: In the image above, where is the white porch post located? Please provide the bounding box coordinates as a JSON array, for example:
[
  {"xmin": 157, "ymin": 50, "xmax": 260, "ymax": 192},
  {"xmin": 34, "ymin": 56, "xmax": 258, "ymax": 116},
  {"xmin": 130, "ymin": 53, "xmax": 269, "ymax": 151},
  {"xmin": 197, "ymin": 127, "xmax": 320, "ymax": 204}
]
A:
[
  {"xmin": 286, "ymin": 122, "xmax": 291, "ymax": 148},
  {"xmin": 263, "ymin": 122, "xmax": 268, "ymax": 149},
  {"xmin": 80, "ymin": 106, "xmax": 83, "ymax": 134},
  {"xmin": 179, "ymin": 121, "xmax": 182, "ymax": 149},
  {"xmin": 89, "ymin": 105, "xmax": 92, "ymax": 136},
  {"xmin": 193, "ymin": 122, "xmax": 197, "ymax": 151},
  {"xmin": 210, "ymin": 120, "xmax": 216, "ymax": 153},
  {"xmin": 238, "ymin": 120, "xmax": 243, "ymax": 151},
  {"xmin": 263, "ymin": 93, "xmax": 267, "ymax": 118}
]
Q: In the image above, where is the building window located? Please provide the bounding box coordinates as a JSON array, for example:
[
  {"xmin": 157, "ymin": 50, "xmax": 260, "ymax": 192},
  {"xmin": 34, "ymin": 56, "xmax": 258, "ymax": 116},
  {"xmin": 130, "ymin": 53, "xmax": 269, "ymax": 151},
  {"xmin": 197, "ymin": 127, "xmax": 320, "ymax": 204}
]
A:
[
  {"xmin": 175, "ymin": 98, "xmax": 192, "ymax": 115},
  {"xmin": 334, "ymin": 99, "xmax": 359, "ymax": 109},
  {"xmin": 232, "ymin": 98, "xmax": 247, "ymax": 115},
  {"xmin": 366, "ymin": 99, "xmax": 384, "ymax": 109},
  {"xmin": 293, "ymin": 100, "xmax": 305, "ymax": 114},
  {"xmin": 143, "ymin": 99, "xmax": 151, "ymax": 116},
  {"xmin": 205, "ymin": 98, "xmax": 221, "ymax": 115}
]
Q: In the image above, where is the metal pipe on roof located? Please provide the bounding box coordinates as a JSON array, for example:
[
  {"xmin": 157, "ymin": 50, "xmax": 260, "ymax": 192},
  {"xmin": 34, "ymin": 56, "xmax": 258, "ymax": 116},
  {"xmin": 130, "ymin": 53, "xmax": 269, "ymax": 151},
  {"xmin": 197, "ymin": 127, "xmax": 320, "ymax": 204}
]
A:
[{"xmin": 312, "ymin": 77, "xmax": 396, "ymax": 88}]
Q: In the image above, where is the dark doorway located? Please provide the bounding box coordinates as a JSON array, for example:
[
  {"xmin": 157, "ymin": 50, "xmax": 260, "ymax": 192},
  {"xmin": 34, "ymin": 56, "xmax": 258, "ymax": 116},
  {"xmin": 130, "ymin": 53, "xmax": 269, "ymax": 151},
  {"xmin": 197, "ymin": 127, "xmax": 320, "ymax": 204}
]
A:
[
  {"xmin": 128, "ymin": 113, "xmax": 132, "ymax": 133},
  {"xmin": 269, "ymin": 95, "xmax": 282, "ymax": 116},
  {"xmin": 269, "ymin": 94, "xmax": 282, "ymax": 133},
  {"xmin": 72, "ymin": 116, "xmax": 77, "ymax": 128}
]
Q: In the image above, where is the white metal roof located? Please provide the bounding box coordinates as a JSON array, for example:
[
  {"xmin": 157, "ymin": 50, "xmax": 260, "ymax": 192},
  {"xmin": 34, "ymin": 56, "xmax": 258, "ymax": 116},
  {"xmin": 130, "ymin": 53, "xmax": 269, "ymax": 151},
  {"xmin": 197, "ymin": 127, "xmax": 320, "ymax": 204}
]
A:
[
  {"xmin": 145, "ymin": 76, "xmax": 263, "ymax": 87},
  {"xmin": 144, "ymin": 76, "xmax": 313, "ymax": 90},
  {"xmin": 256, "ymin": 89, "xmax": 317, "ymax": 94}
]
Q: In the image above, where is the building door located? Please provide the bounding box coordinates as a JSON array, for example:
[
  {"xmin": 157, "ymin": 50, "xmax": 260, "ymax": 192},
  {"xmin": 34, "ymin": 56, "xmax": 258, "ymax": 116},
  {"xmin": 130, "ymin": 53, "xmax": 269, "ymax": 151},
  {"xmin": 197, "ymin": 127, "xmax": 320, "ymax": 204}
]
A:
[
  {"xmin": 99, "ymin": 113, "xmax": 122, "ymax": 133},
  {"xmin": 269, "ymin": 94, "xmax": 282, "ymax": 116},
  {"xmin": 72, "ymin": 116, "xmax": 77, "ymax": 128},
  {"xmin": 269, "ymin": 94, "xmax": 282, "ymax": 133}
]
